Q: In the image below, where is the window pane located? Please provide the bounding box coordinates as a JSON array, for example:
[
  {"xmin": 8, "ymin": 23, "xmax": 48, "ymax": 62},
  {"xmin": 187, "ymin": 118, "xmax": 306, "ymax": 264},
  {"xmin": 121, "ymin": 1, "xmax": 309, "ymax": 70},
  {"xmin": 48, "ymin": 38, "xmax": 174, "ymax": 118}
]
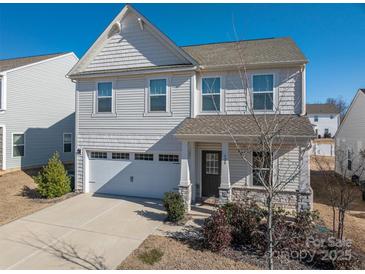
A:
[
  {"xmin": 202, "ymin": 78, "xmax": 220, "ymax": 94},
  {"xmin": 64, "ymin": 134, "xmax": 72, "ymax": 143},
  {"xmin": 253, "ymin": 75, "xmax": 273, "ymax": 92},
  {"xmin": 150, "ymin": 79, "xmax": 166, "ymax": 95},
  {"xmin": 13, "ymin": 145, "xmax": 24, "ymax": 157},
  {"xmin": 98, "ymin": 98, "xmax": 112, "ymax": 112},
  {"xmin": 98, "ymin": 82, "xmax": 112, "ymax": 97},
  {"xmin": 203, "ymin": 95, "xmax": 220, "ymax": 111},
  {"xmin": 253, "ymin": 93, "xmax": 273, "ymax": 110},
  {"xmin": 13, "ymin": 134, "xmax": 24, "ymax": 145},
  {"xmin": 150, "ymin": 95, "xmax": 166, "ymax": 111},
  {"xmin": 64, "ymin": 143, "xmax": 72, "ymax": 153}
]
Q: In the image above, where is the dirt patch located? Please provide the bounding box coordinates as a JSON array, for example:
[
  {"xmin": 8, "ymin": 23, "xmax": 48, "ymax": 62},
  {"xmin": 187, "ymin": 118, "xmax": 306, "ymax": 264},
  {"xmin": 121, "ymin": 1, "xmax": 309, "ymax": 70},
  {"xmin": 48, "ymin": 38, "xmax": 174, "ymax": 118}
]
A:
[
  {"xmin": 0, "ymin": 170, "xmax": 75, "ymax": 225},
  {"xmin": 118, "ymin": 235, "xmax": 258, "ymax": 270},
  {"xmin": 311, "ymin": 169, "xmax": 365, "ymax": 253}
]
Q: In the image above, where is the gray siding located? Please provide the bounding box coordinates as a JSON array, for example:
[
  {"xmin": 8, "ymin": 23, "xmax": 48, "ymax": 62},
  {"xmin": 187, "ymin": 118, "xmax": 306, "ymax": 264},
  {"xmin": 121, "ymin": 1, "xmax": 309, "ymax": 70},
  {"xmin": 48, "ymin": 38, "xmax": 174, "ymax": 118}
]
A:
[
  {"xmin": 84, "ymin": 12, "xmax": 188, "ymax": 72},
  {"xmin": 75, "ymin": 73, "xmax": 191, "ymax": 190},
  {"xmin": 0, "ymin": 54, "xmax": 77, "ymax": 169},
  {"xmin": 198, "ymin": 68, "xmax": 302, "ymax": 115}
]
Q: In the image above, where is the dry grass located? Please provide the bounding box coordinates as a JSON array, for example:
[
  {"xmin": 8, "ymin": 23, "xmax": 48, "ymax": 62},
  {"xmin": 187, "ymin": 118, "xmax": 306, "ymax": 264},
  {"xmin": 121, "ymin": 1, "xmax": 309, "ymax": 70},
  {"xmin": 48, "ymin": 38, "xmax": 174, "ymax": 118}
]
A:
[
  {"xmin": 311, "ymin": 156, "xmax": 365, "ymax": 253},
  {"xmin": 0, "ymin": 169, "xmax": 74, "ymax": 225},
  {"xmin": 118, "ymin": 235, "xmax": 258, "ymax": 270}
]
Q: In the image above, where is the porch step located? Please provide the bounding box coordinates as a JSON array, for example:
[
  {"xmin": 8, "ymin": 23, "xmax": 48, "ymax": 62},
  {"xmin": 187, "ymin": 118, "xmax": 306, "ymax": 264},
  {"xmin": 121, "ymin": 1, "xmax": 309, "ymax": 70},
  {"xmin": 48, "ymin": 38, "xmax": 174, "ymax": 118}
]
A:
[{"xmin": 200, "ymin": 196, "xmax": 220, "ymax": 206}]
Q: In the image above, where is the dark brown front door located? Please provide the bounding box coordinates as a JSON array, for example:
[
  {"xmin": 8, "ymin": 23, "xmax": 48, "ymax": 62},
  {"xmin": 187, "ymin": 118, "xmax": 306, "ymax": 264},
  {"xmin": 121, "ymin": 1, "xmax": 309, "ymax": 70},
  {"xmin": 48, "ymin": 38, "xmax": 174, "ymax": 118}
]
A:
[{"xmin": 202, "ymin": 151, "xmax": 221, "ymax": 197}]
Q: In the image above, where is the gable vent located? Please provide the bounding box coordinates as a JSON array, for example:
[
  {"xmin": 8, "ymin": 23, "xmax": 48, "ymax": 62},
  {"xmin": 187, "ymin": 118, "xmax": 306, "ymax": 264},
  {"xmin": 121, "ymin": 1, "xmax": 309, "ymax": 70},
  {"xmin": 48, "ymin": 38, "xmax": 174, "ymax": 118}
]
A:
[{"xmin": 108, "ymin": 22, "xmax": 122, "ymax": 38}]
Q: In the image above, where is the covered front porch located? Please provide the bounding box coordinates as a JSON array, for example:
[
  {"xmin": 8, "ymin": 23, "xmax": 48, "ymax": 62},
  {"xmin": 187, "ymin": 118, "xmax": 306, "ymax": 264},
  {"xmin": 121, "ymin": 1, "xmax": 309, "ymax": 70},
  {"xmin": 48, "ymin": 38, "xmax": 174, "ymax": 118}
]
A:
[{"xmin": 174, "ymin": 115, "xmax": 316, "ymax": 212}]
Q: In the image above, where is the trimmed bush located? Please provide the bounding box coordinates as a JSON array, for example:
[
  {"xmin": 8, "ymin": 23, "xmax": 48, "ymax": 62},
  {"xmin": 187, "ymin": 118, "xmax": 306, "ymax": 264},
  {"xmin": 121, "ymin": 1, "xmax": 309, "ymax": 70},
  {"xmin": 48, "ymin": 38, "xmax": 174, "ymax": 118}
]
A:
[
  {"xmin": 203, "ymin": 208, "xmax": 232, "ymax": 252},
  {"xmin": 162, "ymin": 192, "xmax": 185, "ymax": 222},
  {"xmin": 222, "ymin": 202, "xmax": 264, "ymax": 246},
  {"xmin": 34, "ymin": 152, "xmax": 72, "ymax": 198}
]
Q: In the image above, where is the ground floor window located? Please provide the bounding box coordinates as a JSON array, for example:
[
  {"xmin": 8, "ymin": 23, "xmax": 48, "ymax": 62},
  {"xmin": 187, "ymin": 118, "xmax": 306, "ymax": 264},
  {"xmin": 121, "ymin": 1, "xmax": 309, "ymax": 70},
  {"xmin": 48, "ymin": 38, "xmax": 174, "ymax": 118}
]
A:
[
  {"xmin": 12, "ymin": 133, "xmax": 25, "ymax": 157},
  {"xmin": 252, "ymin": 151, "xmax": 271, "ymax": 186}
]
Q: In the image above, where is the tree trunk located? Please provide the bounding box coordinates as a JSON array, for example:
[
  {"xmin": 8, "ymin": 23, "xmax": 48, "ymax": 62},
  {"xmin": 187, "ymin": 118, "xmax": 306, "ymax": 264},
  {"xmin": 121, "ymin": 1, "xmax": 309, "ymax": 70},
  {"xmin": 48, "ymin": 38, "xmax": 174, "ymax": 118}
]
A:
[
  {"xmin": 338, "ymin": 209, "xmax": 345, "ymax": 240},
  {"xmin": 267, "ymin": 193, "xmax": 274, "ymax": 270},
  {"xmin": 332, "ymin": 206, "xmax": 336, "ymax": 236}
]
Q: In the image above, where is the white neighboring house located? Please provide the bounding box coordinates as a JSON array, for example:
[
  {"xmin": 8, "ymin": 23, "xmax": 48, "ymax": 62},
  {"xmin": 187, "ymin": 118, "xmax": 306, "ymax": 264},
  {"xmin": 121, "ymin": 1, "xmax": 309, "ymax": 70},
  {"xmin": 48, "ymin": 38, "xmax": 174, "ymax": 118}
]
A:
[
  {"xmin": 0, "ymin": 52, "xmax": 78, "ymax": 172},
  {"xmin": 68, "ymin": 4, "xmax": 315, "ymax": 211},
  {"xmin": 335, "ymin": 89, "xmax": 365, "ymax": 182},
  {"xmin": 307, "ymin": 103, "xmax": 340, "ymax": 139}
]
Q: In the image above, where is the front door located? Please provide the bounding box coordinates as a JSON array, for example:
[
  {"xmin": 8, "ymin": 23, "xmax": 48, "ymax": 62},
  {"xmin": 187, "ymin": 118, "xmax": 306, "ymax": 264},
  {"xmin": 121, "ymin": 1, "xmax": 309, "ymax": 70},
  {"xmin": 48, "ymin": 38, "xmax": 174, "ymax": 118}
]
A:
[{"xmin": 202, "ymin": 151, "xmax": 221, "ymax": 197}]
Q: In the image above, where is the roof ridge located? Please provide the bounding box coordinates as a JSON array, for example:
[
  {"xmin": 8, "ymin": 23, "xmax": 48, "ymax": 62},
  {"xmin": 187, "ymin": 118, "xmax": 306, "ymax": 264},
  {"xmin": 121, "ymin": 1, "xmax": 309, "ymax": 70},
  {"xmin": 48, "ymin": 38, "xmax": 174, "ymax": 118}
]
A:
[
  {"xmin": 0, "ymin": 52, "xmax": 70, "ymax": 62},
  {"xmin": 181, "ymin": 37, "xmax": 291, "ymax": 48}
]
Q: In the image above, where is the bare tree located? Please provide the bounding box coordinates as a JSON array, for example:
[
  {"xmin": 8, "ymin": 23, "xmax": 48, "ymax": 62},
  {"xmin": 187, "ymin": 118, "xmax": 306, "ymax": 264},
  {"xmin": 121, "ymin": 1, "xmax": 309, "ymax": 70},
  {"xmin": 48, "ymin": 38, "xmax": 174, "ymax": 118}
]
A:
[
  {"xmin": 314, "ymin": 146, "xmax": 365, "ymax": 239},
  {"xmin": 200, "ymin": 41, "xmax": 313, "ymax": 269},
  {"xmin": 326, "ymin": 97, "xmax": 348, "ymax": 121}
]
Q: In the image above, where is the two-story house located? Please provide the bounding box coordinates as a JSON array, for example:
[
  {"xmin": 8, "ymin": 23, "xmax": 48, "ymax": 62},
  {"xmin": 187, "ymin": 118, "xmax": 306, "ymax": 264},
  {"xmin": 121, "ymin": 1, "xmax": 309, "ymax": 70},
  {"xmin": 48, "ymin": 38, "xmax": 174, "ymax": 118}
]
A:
[
  {"xmin": 68, "ymin": 5, "xmax": 314, "ymax": 211},
  {"xmin": 0, "ymin": 52, "xmax": 78, "ymax": 172},
  {"xmin": 307, "ymin": 103, "xmax": 340, "ymax": 138},
  {"xmin": 335, "ymin": 89, "xmax": 365, "ymax": 182}
]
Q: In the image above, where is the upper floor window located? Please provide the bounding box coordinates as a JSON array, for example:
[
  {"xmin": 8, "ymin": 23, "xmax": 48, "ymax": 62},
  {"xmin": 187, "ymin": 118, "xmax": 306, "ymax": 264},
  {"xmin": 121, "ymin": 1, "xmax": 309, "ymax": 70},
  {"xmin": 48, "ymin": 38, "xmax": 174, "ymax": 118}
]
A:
[
  {"xmin": 13, "ymin": 133, "xmax": 25, "ymax": 157},
  {"xmin": 149, "ymin": 79, "xmax": 167, "ymax": 112},
  {"xmin": 202, "ymin": 77, "xmax": 220, "ymax": 112},
  {"xmin": 314, "ymin": 116, "xmax": 319, "ymax": 122},
  {"xmin": 97, "ymin": 82, "xmax": 112, "ymax": 113},
  {"xmin": 63, "ymin": 133, "xmax": 72, "ymax": 153},
  {"xmin": 252, "ymin": 74, "xmax": 274, "ymax": 111}
]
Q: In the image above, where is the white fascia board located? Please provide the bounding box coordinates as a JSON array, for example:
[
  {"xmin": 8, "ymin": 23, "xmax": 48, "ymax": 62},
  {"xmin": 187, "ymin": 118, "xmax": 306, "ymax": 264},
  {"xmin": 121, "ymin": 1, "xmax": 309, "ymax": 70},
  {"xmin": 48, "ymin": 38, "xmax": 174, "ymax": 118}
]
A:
[{"xmin": 0, "ymin": 72, "xmax": 7, "ymax": 111}]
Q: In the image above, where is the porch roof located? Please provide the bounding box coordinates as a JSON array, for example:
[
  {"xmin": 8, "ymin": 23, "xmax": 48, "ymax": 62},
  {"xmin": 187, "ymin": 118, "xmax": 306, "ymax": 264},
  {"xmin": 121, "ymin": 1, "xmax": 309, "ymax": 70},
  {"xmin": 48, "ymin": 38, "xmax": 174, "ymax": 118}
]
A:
[{"xmin": 175, "ymin": 114, "xmax": 315, "ymax": 140}]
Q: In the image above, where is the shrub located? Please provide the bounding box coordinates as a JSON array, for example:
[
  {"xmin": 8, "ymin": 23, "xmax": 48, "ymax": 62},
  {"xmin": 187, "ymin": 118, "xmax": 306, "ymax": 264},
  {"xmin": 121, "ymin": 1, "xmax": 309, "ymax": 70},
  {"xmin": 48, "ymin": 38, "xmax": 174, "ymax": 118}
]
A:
[
  {"xmin": 162, "ymin": 192, "xmax": 185, "ymax": 222},
  {"xmin": 222, "ymin": 202, "xmax": 264, "ymax": 246},
  {"xmin": 34, "ymin": 152, "xmax": 71, "ymax": 198},
  {"xmin": 138, "ymin": 248, "xmax": 164, "ymax": 265},
  {"xmin": 203, "ymin": 208, "xmax": 232, "ymax": 252}
]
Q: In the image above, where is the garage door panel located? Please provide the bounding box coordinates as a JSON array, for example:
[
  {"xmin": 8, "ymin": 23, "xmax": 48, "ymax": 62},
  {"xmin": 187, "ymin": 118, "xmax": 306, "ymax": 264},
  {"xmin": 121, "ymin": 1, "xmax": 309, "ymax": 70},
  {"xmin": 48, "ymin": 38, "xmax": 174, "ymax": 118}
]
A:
[{"xmin": 89, "ymin": 158, "xmax": 180, "ymax": 199}]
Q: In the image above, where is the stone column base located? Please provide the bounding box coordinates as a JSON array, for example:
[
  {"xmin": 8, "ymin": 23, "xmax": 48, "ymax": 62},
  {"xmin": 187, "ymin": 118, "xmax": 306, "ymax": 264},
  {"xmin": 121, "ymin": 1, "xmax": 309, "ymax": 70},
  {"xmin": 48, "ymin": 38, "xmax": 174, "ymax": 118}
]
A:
[
  {"xmin": 179, "ymin": 184, "xmax": 192, "ymax": 212},
  {"xmin": 296, "ymin": 187, "xmax": 313, "ymax": 212},
  {"xmin": 219, "ymin": 187, "xmax": 232, "ymax": 205}
]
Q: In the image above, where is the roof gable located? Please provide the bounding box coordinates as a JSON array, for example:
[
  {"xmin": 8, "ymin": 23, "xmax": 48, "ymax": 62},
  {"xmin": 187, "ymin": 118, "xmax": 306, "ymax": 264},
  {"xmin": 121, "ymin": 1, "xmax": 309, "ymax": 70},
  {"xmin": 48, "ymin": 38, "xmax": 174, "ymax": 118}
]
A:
[
  {"xmin": 69, "ymin": 5, "xmax": 195, "ymax": 76},
  {"xmin": 336, "ymin": 89, "xmax": 365, "ymax": 138},
  {"xmin": 0, "ymin": 52, "xmax": 69, "ymax": 73}
]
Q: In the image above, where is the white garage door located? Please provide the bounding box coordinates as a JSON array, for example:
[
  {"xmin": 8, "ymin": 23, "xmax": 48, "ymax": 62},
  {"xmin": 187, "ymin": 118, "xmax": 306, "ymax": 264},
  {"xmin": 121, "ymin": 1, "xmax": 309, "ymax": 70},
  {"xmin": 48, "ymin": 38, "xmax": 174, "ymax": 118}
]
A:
[{"xmin": 88, "ymin": 151, "xmax": 180, "ymax": 199}]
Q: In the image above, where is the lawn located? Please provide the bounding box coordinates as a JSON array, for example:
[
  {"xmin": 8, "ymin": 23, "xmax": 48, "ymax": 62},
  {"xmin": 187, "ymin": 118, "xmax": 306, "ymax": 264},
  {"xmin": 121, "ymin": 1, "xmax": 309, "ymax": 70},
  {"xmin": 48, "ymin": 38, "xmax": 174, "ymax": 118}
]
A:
[
  {"xmin": 0, "ymin": 169, "xmax": 75, "ymax": 225},
  {"xmin": 118, "ymin": 235, "xmax": 258, "ymax": 270}
]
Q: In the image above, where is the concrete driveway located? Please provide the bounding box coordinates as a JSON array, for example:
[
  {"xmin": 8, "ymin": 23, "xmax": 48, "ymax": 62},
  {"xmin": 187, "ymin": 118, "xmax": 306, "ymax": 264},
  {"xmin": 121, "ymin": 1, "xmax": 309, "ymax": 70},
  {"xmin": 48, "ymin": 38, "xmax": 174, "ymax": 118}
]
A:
[{"xmin": 0, "ymin": 194, "xmax": 166, "ymax": 270}]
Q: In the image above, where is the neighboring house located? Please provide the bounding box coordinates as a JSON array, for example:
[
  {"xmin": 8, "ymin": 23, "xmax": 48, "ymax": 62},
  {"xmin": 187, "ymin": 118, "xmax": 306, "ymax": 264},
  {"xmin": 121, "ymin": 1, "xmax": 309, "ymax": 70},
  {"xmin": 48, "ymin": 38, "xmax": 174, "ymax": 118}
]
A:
[
  {"xmin": 0, "ymin": 52, "xmax": 78, "ymax": 172},
  {"xmin": 68, "ymin": 5, "xmax": 314, "ymax": 211},
  {"xmin": 335, "ymin": 89, "xmax": 365, "ymax": 182},
  {"xmin": 307, "ymin": 103, "xmax": 340, "ymax": 138}
]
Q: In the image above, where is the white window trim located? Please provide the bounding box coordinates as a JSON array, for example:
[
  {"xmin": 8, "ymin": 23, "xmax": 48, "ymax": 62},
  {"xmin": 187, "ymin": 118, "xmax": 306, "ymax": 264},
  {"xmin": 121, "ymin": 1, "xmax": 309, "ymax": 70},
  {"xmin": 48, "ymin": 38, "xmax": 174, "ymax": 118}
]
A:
[
  {"xmin": 12, "ymin": 132, "xmax": 25, "ymax": 158},
  {"xmin": 0, "ymin": 125, "xmax": 6, "ymax": 170},
  {"xmin": 144, "ymin": 77, "xmax": 172, "ymax": 116},
  {"xmin": 200, "ymin": 76, "xmax": 224, "ymax": 113},
  {"xmin": 251, "ymin": 73, "xmax": 276, "ymax": 113},
  {"xmin": 63, "ymin": 133, "xmax": 73, "ymax": 153},
  {"xmin": 92, "ymin": 81, "xmax": 116, "ymax": 117},
  {"xmin": 0, "ymin": 74, "xmax": 7, "ymax": 112}
]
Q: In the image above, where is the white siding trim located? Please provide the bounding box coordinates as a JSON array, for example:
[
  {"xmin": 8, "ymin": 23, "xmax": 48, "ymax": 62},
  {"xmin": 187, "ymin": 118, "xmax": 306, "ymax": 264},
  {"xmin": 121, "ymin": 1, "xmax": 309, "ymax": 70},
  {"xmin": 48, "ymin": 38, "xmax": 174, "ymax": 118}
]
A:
[
  {"xmin": 0, "ymin": 73, "xmax": 7, "ymax": 111},
  {"xmin": 0, "ymin": 125, "xmax": 6, "ymax": 170}
]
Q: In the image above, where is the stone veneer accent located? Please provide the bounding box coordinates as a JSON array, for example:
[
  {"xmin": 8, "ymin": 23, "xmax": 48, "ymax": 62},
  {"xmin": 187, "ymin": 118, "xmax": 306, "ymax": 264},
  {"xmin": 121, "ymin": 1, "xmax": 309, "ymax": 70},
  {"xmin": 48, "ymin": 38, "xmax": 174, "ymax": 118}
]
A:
[
  {"xmin": 179, "ymin": 184, "xmax": 192, "ymax": 212},
  {"xmin": 219, "ymin": 187, "xmax": 232, "ymax": 205},
  {"xmin": 231, "ymin": 186, "xmax": 313, "ymax": 212}
]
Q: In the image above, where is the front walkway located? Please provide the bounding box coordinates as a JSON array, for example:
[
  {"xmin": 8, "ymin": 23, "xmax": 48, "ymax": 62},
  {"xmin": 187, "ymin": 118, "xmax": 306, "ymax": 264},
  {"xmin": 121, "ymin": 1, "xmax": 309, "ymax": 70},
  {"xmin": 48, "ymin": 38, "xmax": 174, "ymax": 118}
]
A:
[{"xmin": 0, "ymin": 194, "xmax": 167, "ymax": 270}]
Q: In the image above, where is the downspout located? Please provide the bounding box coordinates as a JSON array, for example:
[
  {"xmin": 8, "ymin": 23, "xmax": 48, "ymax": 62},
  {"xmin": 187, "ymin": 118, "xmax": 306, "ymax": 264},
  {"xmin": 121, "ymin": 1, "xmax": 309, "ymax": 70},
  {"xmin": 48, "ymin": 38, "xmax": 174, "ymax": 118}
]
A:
[{"xmin": 301, "ymin": 64, "xmax": 306, "ymax": 116}]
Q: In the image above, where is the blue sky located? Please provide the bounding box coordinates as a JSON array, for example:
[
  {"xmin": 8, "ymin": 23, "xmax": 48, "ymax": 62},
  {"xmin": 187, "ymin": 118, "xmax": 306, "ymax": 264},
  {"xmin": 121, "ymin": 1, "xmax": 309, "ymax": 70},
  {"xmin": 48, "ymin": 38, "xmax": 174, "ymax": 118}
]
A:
[{"xmin": 1, "ymin": 3, "xmax": 364, "ymax": 104}]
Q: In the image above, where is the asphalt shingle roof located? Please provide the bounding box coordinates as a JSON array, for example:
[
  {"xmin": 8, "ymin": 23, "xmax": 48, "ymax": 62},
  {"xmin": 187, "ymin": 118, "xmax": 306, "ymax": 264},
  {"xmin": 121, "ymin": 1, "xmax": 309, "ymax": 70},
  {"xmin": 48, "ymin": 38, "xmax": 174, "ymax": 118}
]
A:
[
  {"xmin": 306, "ymin": 104, "xmax": 340, "ymax": 114},
  {"xmin": 182, "ymin": 37, "xmax": 307, "ymax": 67},
  {"xmin": 0, "ymin": 52, "xmax": 68, "ymax": 73},
  {"xmin": 175, "ymin": 115, "xmax": 315, "ymax": 137}
]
